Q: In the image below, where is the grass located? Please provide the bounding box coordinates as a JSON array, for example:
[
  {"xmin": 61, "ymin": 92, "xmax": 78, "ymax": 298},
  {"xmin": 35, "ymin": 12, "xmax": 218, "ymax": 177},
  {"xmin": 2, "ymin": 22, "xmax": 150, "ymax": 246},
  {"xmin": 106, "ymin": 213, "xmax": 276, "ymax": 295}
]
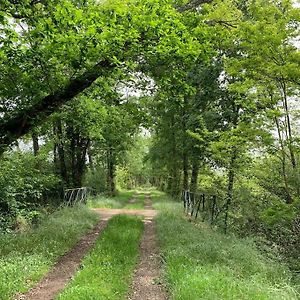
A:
[
  {"xmin": 0, "ymin": 206, "xmax": 99, "ymax": 300},
  {"xmin": 123, "ymin": 192, "xmax": 145, "ymax": 209},
  {"xmin": 156, "ymin": 204, "xmax": 299, "ymax": 300},
  {"xmin": 150, "ymin": 190, "xmax": 178, "ymax": 211},
  {"xmin": 57, "ymin": 215, "xmax": 144, "ymax": 300},
  {"xmin": 87, "ymin": 190, "xmax": 136, "ymax": 209}
]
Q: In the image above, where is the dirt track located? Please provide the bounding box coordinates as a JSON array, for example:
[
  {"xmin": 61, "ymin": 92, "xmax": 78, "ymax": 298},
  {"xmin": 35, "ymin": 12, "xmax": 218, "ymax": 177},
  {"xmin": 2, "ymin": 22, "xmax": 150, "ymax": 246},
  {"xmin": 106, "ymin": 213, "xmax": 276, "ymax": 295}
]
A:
[
  {"xmin": 15, "ymin": 220, "xmax": 108, "ymax": 300},
  {"xmin": 15, "ymin": 195, "xmax": 167, "ymax": 300}
]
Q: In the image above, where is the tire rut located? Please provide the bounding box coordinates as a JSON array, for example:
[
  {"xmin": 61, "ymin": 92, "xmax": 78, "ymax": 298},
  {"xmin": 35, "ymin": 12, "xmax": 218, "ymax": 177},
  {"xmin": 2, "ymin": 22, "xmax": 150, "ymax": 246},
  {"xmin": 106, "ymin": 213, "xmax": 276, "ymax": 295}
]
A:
[
  {"xmin": 128, "ymin": 196, "xmax": 168, "ymax": 300},
  {"xmin": 15, "ymin": 220, "xmax": 108, "ymax": 300}
]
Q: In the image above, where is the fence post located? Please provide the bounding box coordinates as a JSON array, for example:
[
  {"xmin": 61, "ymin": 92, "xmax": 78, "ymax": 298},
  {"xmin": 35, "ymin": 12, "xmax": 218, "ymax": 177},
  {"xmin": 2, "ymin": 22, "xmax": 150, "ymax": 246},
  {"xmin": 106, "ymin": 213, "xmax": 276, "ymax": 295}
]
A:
[
  {"xmin": 183, "ymin": 190, "xmax": 186, "ymax": 213},
  {"xmin": 195, "ymin": 194, "xmax": 201, "ymax": 220},
  {"xmin": 211, "ymin": 195, "xmax": 217, "ymax": 224}
]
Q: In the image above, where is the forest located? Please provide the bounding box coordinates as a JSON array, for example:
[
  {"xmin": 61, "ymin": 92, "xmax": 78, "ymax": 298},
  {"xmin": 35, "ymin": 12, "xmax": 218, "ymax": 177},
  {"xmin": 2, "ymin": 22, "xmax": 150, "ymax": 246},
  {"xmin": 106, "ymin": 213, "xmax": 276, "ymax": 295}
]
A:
[{"xmin": 1, "ymin": 0, "xmax": 300, "ymax": 299}]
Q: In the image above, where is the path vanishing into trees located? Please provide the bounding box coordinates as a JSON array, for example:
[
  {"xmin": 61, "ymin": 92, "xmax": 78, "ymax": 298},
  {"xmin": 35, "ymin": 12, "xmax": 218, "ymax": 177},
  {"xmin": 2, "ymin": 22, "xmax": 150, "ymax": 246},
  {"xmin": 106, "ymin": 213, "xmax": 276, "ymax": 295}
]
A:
[{"xmin": 16, "ymin": 193, "xmax": 168, "ymax": 300}]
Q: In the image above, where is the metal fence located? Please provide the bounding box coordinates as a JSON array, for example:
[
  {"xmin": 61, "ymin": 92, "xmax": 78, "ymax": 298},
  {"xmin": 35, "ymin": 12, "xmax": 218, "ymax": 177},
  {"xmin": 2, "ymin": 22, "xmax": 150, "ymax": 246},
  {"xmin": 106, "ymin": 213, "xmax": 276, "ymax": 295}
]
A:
[
  {"xmin": 182, "ymin": 190, "xmax": 222, "ymax": 224},
  {"xmin": 63, "ymin": 187, "xmax": 97, "ymax": 206}
]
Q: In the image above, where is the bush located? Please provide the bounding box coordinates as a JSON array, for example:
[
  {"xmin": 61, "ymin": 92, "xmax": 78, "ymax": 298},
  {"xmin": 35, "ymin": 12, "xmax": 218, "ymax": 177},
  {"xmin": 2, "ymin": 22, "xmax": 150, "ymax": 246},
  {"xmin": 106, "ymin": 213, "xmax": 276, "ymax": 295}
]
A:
[{"xmin": 0, "ymin": 151, "xmax": 60, "ymax": 230}]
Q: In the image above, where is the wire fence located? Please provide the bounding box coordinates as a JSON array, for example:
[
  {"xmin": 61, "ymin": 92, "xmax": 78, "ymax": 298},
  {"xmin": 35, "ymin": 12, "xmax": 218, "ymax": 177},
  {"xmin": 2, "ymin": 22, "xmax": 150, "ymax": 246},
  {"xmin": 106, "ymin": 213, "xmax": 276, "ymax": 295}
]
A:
[{"xmin": 182, "ymin": 190, "xmax": 223, "ymax": 225}]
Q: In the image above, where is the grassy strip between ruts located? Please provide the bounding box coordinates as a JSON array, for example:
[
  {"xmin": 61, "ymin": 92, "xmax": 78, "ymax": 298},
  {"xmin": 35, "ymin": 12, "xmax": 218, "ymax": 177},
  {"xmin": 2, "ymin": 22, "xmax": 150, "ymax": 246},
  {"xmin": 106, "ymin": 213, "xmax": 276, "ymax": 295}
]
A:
[
  {"xmin": 123, "ymin": 192, "xmax": 145, "ymax": 210},
  {"xmin": 156, "ymin": 204, "xmax": 299, "ymax": 300},
  {"xmin": 0, "ymin": 206, "xmax": 99, "ymax": 300},
  {"xmin": 57, "ymin": 214, "xmax": 144, "ymax": 300}
]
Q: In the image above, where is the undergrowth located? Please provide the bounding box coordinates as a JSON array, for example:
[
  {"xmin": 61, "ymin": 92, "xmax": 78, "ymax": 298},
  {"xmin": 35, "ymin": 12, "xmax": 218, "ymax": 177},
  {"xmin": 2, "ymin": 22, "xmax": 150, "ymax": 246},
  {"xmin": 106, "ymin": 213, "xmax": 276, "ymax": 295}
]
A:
[
  {"xmin": 0, "ymin": 206, "xmax": 99, "ymax": 300},
  {"xmin": 156, "ymin": 206, "xmax": 299, "ymax": 300},
  {"xmin": 57, "ymin": 214, "xmax": 144, "ymax": 300}
]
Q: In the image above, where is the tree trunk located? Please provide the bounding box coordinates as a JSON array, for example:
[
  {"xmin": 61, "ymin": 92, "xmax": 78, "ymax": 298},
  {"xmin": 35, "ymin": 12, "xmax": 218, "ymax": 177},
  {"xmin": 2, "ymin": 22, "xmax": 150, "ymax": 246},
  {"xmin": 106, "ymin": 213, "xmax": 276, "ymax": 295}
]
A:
[
  {"xmin": 190, "ymin": 160, "xmax": 199, "ymax": 193},
  {"xmin": 224, "ymin": 147, "xmax": 237, "ymax": 234},
  {"xmin": 281, "ymin": 80, "xmax": 296, "ymax": 169},
  {"xmin": 182, "ymin": 153, "xmax": 189, "ymax": 191},
  {"xmin": 54, "ymin": 120, "xmax": 68, "ymax": 185},
  {"xmin": 32, "ymin": 132, "xmax": 39, "ymax": 156},
  {"xmin": 107, "ymin": 148, "xmax": 116, "ymax": 196},
  {"xmin": 73, "ymin": 138, "xmax": 89, "ymax": 187},
  {"xmin": 182, "ymin": 95, "xmax": 189, "ymax": 191},
  {"xmin": 275, "ymin": 116, "xmax": 293, "ymax": 204},
  {"xmin": 66, "ymin": 124, "xmax": 89, "ymax": 188}
]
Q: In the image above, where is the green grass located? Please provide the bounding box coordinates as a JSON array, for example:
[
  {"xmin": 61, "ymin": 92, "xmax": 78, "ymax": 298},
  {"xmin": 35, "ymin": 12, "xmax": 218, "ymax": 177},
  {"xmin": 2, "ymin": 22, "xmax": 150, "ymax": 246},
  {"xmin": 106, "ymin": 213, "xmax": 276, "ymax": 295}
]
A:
[
  {"xmin": 0, "ymin": 206, "xmax": 99, "ymax": 300},
  {"xmin": 150, "ymin": 190, "xmax": 179, "ymax": 211},
  {"xmin": 57, "ymin": 215, "xmax": 144, "ymax": 300},
  {"xmin": 123, "ymin": 193, "xmax": 145, "ymax": 209},
  {"xmin": 87, "ymin": 190, "xmax": 136, "ymax": 209},
  {"xmin": 156, "ymin": 206, "xmax": 299, "ymax": 300}
]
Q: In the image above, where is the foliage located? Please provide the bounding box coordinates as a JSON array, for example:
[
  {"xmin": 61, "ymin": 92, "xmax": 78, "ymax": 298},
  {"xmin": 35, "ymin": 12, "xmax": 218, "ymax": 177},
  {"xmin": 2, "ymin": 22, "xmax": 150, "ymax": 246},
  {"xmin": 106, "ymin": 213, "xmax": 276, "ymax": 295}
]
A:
[
  {"xmin": 0, "ymin": 151, "xmax": 60, "ymax": 230},
  {"xmin": 116, "ymin": 134, "xmax": 152, "ymax": 190}
]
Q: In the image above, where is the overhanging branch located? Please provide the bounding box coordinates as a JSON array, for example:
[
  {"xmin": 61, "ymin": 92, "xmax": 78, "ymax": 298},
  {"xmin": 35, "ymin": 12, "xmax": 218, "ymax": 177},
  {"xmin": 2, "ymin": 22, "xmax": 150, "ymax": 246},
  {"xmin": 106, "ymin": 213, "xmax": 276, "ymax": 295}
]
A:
[
  {"xmin": 0, "ymin": 60, "xmax": 114, "ymax": 152},
  {"xmin": 0, "ymin": 0, "xmax": 216, "ymax": 152}
]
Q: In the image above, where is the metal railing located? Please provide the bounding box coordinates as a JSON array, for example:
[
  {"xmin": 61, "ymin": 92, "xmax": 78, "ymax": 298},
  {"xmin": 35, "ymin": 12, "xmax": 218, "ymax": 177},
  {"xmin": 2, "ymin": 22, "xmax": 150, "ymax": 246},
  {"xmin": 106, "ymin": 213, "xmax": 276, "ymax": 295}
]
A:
[
  {"xmin": 63, "ymin": 187, "xmax": 97, "ymax": 206},
  {"xmin": 182, "ymin": 190, "xmax": 222, "ymax": 224}
]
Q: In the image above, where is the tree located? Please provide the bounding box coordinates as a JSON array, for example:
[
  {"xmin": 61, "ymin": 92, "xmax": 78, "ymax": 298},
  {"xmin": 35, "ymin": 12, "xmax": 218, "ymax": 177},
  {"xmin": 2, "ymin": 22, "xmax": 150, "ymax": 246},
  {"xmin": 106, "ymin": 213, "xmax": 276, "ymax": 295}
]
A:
[{"xmin": 0, "ymin": 0, "xmax": 215, "ymax": 153}]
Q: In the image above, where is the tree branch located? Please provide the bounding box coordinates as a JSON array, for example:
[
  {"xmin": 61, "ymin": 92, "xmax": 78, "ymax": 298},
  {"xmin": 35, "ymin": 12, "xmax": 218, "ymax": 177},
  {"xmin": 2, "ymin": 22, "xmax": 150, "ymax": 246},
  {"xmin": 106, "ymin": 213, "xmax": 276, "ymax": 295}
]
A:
[
  {"xmin": 204, "ymin": 19, "xmax": 238, "ymax": 28},
  {"xmin": 0, "ymin": 60, "xmax": 114, "ymax": 153},
  {"xmin": 177, "ymin": 0, "xmax": 213, "ymax": 12}
]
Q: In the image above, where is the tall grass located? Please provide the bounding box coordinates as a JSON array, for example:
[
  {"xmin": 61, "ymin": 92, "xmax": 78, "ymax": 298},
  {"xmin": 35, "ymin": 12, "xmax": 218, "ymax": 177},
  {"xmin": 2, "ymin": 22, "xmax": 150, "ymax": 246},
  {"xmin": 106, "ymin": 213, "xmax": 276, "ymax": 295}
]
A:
[
  {"xmin": 57, "ymin": 215, "xmax": 144, "ymax": 300},
  {"xmin": 0, "ymin": 206, "xmax": 99, "ymax": 300},
  {"xmin": 156, "ymin": 208, "xmax": 299, "ymax": 300}
]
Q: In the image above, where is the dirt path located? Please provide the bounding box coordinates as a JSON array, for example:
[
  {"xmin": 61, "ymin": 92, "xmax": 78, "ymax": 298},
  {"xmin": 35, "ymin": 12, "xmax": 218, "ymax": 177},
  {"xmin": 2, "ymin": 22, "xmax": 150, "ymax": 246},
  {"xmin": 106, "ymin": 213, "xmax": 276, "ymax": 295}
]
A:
[
  {"xmin": 128, "ymin": 196, "xmax": 168, "ymax": 300},
  {"xmin": 144, "ymin": 194, "xmax": 152, "ymax": 209},
  {"xmin": 92, "ymin": 208, "xmax": 157, "ymax": 220},
  {"xmin": 15, "ymin": 194, "xmax": 166, "ymax": 300},
  {"xmin": 15, "ymin": 220, "xmax": 108, "ymax": 300}
]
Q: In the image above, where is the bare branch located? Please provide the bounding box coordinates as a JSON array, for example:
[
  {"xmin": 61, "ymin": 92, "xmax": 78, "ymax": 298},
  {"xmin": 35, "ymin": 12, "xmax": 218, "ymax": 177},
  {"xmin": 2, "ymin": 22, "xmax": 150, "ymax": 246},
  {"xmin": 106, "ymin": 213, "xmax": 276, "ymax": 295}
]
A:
[
  {"xmin": 177, "ymin": 0, "xmax": 213, "ymax": 12},
  {"xmin": 204, "ymin": 19, "xmax": 238, "ymax": 28}
]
